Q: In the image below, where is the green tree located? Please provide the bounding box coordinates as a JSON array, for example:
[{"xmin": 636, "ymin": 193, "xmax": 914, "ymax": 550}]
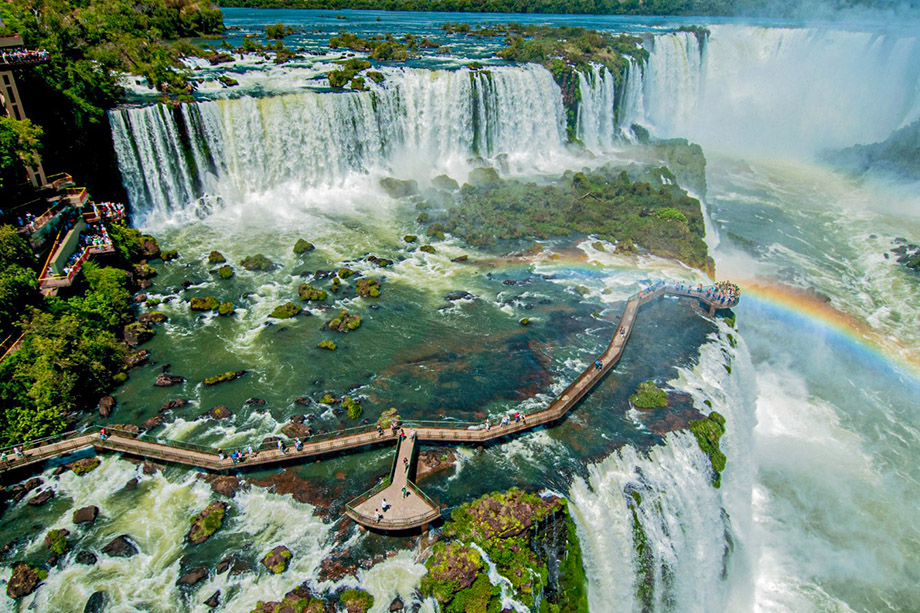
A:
[{"xmin": 0, "ymin": 116, "xmax": 42, "ymax": 193}]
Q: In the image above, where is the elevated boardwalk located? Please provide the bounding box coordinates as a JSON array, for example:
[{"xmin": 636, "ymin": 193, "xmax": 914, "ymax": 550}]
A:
[{"xmin": 0, "ymin": 281, "xmax": 739, "ymax": 529}]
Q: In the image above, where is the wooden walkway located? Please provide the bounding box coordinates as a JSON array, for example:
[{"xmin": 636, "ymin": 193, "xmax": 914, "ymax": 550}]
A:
[{"xmin": 0, "ymin": 282, "xmax": 738, "ymax": 529}]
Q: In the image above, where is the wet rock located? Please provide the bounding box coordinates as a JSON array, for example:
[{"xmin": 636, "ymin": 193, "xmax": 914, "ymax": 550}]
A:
[
  {"xmin": 246, "ymin": 397, "xmax": 266, "ymax": 406},
  {"xmin": 141, "ymin": 460, "xmax": 161, "ymax": 475},
  {"xmin": 248, "ymin": 470, "xmax": 341, "ymax": 516},
  {"xmin": 160, "ymin": 398, "xmax": 189, "ymax": 413},
  {"xmin": 125, "ymin": 349, "xmax": 149, "ymax": 369},
  {"xmin": 6, "ymin": 562, "xmax": 44, "ymax": 599},
  {"xmin": 27, "ymin": 489, "xmax": 54, "ymax": 506},
  {"xmin": 380, "ymin": 177, "xmax": 418, "ymax": 198},
  {"xmin": 83, "ymin": 590, "xmax": 106, "ymax": 613},
  {"xmin": 204, "ymin": 590, "xmax": 221, "ymax": 608},
  {"xmin": 73, "ymin": 506, "xmax": 99, "ymax": 525},
  {"xmin": 281, "ymin": 419, "xmax": 314, "ymax": 439},
  {"xmin": 66, "ymin": 456, "xmax": 100, "ymax": 476},
  {"xmin": 75, "ymin": 550, "xmax": 97, "ymax": 565},
  {"xmin": 450, "ymin": 255, "xmax": 468, "ymax": 263},
  {"xmin": 101, "ymin": 535, "xmax": 138, "ymax": 558},
  {"xmin": 390, "ymin": 597, "xmax": 405, "ymax": 611},
  {"xmin": 216, "ymin": 555, "xmax": 253, "ymax": 576},
  {"xmin": 445, "ymin": 291, "xmax": 475, "ymax": 301},
  {"xmin": 123, "ymin": 322, "xmax": 154, "ymax": 347},
  {"xmin": 98, "ymin": 396, "xmax": 116, "ymax": 417},
  {"xmin": 138, "ymin": 312, "xmax": 168, "ymax": 326},
  {"xmin": 262, "ymin": 545, "xmax": 293, "ymax": 574},
  {"xmin": 240, "ymin": 254, "xmax": 275, "ymax": 271},
  {"xmin": 294, "ymin": 396, "xmax": 312, "ymax": 406},
  {"xmin": 154, "ymin": 374, "xmax": 185, "ymax": 387},
  {"xmin": 177, "ymin": 564, "xmax": 208, "ymax": 586},
  {"xmin": 416, "ymin": 449, "xmax": 457, "ymax": 482},
  {"xmin": 136, "ymin": 278, "xmax": 153, "ymax": 290},
  {"xmin": 123, "ymin": 477, "xmax": 139, "ymax": 491},
  {"xmin": 204, "ymin": 475, "xmax": 242, "ymax": 498},
  {"xmin": 187, "ymin": 501, "xmax": 228, "ymax": 545},
  {"xmin": 134, "ymin": 293, "xmax": 148, "ymax": 303},
  {"xmin": 318, "ymin": 554, "xmax": 359, "ymax": 582},
  {"xmin": 293, "ymin": 238, "xmax": 315, "ymax": 254},
  {"xmin": 140, "ymin": 415, "xmax": 164, "ymax": 431},
  {"xmin": 208, "ymin": 405, "xmax": 232, "ymax": 419}
]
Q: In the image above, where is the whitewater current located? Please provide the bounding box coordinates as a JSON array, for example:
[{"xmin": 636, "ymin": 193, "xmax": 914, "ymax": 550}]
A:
[{"xmin": 11, "ymin": 19, "xmax": 919, "ymax": 612}]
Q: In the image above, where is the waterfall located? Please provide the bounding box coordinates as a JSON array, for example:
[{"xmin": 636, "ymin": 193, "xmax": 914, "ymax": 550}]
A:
[
  {"xmin": 630, "ymin": 26, "xmax": 920, "ymax": 154},
  {"xmin": 110, "ymin": 65, "xmax": 566, "ymax": 220},
  {"xmin": 569, "ymin": 327, "xmax": 757, "ymax": 611},
  {"xmin": 576, "ymin": 64, "xmax": 617, "ymax": 150}
]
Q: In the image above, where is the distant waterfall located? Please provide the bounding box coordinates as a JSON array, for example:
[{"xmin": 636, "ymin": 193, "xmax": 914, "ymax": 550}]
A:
[
  {"xmin": 576, "ymin": 64, "xmax": 617, "ymax": 150},
  {"xmin": 110, "ymin": 65, "xmax": 566, "ymax": 218},
  {"xmin": 628, "ymin": 26, "xmax": 920, "ymax": 154}
]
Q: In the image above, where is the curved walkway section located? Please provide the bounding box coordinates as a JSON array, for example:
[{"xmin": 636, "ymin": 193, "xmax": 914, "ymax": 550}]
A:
[{"xmin": 0, "ymin": 281, "xmax": 738, "ymax": 527}]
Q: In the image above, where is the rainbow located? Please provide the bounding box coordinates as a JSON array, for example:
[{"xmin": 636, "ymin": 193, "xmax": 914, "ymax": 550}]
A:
[{"xmin": 740, "ymin": 281, "xmax": 920, "ymax": 376}]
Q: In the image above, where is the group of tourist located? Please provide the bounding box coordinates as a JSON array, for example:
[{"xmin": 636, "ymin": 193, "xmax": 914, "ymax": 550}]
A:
[
  {"xmin": 93, "ymin": 201, "xmax": 126, "ymax": 221},
  {"xmin": 710, "ymin": 281, "xmax": 741, "ymax": 305},
  {"xmin": 495, "ymin": 411, "xmax": 526, "ymax": 428},
  {"xmin": 61, "ymin": 223, "xmax": 112, "ymax": 279},
  {"xmin": 0, "ymin": 49, "xmax": 49, "ymax": 65},
  {"xmin": 1, "ymin": 446, "xmax": 28, "ymax": 465}
]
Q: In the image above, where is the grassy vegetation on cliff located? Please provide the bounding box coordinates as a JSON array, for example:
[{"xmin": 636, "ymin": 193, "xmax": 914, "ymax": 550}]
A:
[
  {"xmin": 690, "ymin": 411, "xmax": 727, "ymax": 487},
  {"xmin": 420, "ymin": 488, "xmax": 587, "ymax": 612},
  {"xmin": 0, "ymin": 0, "xmax": 224, "ymax": 199},
  {"xmin": 422, "ymin": 163, "xmax": 713, "ymax": 273}
]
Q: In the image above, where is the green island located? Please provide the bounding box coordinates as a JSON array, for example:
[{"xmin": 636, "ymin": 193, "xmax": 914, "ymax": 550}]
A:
[{"xmin": 417, "ymin": 158, "xmax": 713, "ymax": 274}]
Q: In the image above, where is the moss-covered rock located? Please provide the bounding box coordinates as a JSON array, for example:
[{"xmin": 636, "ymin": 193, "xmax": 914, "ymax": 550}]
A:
[
  {"xmin": 519, "ymin": 317, "xmax": 530, "ymax": 326},
  {"xmin": 44, "ymin": 528, "xmax": 70, "ymax": 555},
  {"xmin": 403, "ymin": 234, "xmax": 417, "ymax": 243},
  {"xmin": 261, "ymin": 545, "xmax": 292, "ymax": 574},
  {"xmin": 690, "ymin": 412, "xmax": 727, "ymax": 487},
  {"xmin": 337, "ymin": 267, "xmax": 355, "ymax": 280},
  {"xmin": 377, "ymin": 407, "xmax": 401, "ymax": 428},
  {"xmin": 350, "ymin": 76, "xmax": 367, "ymax": 90},
  {"xmin": 420, "ymin": 541, "xmax": 490, "ymax": 607},
  {"xmin": 270, "ymin": 302, "xmax": 302, "ymax": 319},
  {"xmin": 327, "ymin": 69, "xmax": 351, "ymax": 88},
  {"xmin": 320, "ymin": 393, "xmax": 337, "ymax": 405},
  {"xmin": 342, "ymin": 396, "xmax": 362, "ymax": 420},
  {"xmin": 317, "ymin": 339, "xmax": 337, "ymax": 351},
  {"xmin": 69, "ymin": 457, "xmax": 100, "ymax": 476},
  {"xmin": 366, "ymin": 70, "xmax": 384, "ymax": 84},
  {"xmin": 355, "ymin": 278, "xmax": 381, "ymax": 298},
  {"xmin": 207, "ymin": 250, "xmax": 226, "ymax": 264},
  {"xmin": 217, "ymin": 265, "xmax": 234, "ymax": 279},
  {"xmin": 160, "ymin": 249, "xmax": 179, "ymax": 262},
  {"xmin": 203, "ymin": 370, "xmax": 246, "ymax": 386},
  {"xmin": 6, "ymin": 562, "xmax": 46, "ymax": 599},
  {"xmin": 298, "ymin": 283, "xmax": 327, "ymax": 301},
  {"xmin": 190, "ymin": 296, "xmax": 220, "ymax": 311},
  {"xmin": 218, "ymin": 301, "xmax": 235, "ymax": 316},
  {"xmin": 432, "ymin": 174, "xmax": 460, "ymax": 191},
  {"xmin": 467, "ymin": 166, "xmax": 501, "ymax": 187},
  {"xmin": 187, "ymin": 501, "xmax": 227, "ymax": 545},
  {"xmin": 419, "ymin": 244, "xmax": 436, "ymax": 254},
  {"xmin": 325, "ymin": 309, "xmax": 362, "ymax": 332},
  {"xmin": 293, "ymin": 239, "xmax": 315, "ymax": 254},
  {"xmin": 251, "ymin": 583, "xmax": 326, "ymax": 613},
  {"xmin": 240, "ymin": 254, "xmax": 275, "ymax": 271},
  {"xmin": 339, "ymin": 588, "xmax": 373, "ymax": 613},
  {"xmin": 630, "ymin": 380, "xmax": 668, "ymax": 409},
  {"xmin": 123, "ymin": 322, "xmax": 155, "ymax": 346},
  {"xmin": 380, "ymin": 177, "xmax": 419, "ymax": 198}
]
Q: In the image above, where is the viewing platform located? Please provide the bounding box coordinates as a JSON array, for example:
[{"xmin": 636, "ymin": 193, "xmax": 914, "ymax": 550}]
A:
[{"xmin": 0, "ymin": 281, "xmax": 740, "ymax": 531}]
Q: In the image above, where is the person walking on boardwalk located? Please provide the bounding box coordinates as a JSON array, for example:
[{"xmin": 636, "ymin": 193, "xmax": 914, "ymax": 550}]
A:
[
  {"xmin": 382, "ymin": 497, "xmax": 390, "ymax": 511},
  {"xmin": 402, "ymin": 486, "xmax": 407, "ymax": 498},
  {"xmin": 595, "ymin": 359, "xmax": 602, "ymax": 370},
  {"xmin": 277, "ymin": 439, "xmax": 286, "ymax": 454},
  {"xmin": 403, "ymin": 457, "xmax": 409, "ymax": 471}
]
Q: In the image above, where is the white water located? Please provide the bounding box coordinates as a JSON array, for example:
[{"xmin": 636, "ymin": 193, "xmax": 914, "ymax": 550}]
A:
[
  {"xmin": 576, "ymin": 64, "xmax": 618, "ymax": 150},
  {"xmin": 570, "ymin": 327, "xmax": 757, "ymax": 612},
  {"xmin": 627, "ymin": 26, "xmax": 920, "ymax": 155},
  {"xmin": 111, "ymin": 65, "xmax": 566, "ymax": 219}
]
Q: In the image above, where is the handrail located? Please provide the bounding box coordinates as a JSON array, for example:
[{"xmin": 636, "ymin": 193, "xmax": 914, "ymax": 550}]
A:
[{"xmin": 1, "ymin": 280, "xmax": 741, "ymax": 475}]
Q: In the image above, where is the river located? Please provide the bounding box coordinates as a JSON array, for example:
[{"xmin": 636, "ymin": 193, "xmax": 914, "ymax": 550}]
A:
[{"xmin": 3, "ymin": 8, "xmax": 920, "ymax": 612}]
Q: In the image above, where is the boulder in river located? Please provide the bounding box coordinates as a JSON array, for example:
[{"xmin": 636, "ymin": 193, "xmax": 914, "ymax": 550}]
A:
[
  {"xmin": 187, "ymin": 501, "xmax": 228, "ymax": 545},
  {"xmin": 177, "ymin": 564, "xmax": 208, "ymax": 586},
  {"xmin": 261, "ymin": 545, "xmax": 292, "ymax": 574},
  {"xmin": 101, "ymin": 535, "xmax": 138, "ymax": 558},
  {"xmin": 84, "ymin": 590, "xmax": 106, "ymax": 613},
  {"xmin": 27, "ymin": 489, "xmax": 54, "ymax": 506},
  {"xmin": 73, "ymin": 505, "xmax": 99, "ymax": 525},
  {"xmin": 98, "ymin": 395, "xmax": 116, "ymax": 417},
  {"xmin": 154, "ymin": 374, "xmax": 185, "ymax": 387},
  {"xmin": 207, "ymin": 405, "xmax": 233, "ymax": 420},
  {"xmin": 6, "ymin": 562, "xmax": 45, "ymax": 599},
  {"xmin": 160, "ymin": 398, "xmax": 189, "ymax": 412},
  {"xmin": 75, "ymin": 550, "xmax": 97, "ymax": 565}
]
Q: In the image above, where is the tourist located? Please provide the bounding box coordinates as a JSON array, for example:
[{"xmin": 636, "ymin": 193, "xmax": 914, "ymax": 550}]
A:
[
  {"xmin": 295, "ymin": 438, "xmax": 303, "ymax": 451},
  {"xmin": 1, "ymin": 451, "xmax": 7, "ymax": 466},
  {"xmin": 485, "ymin": 420, "xmax": 491, "ymax": 431},
  {"xmin": 399, "ymin": 428, "xmax": 406, "ymax": 441},
  {"xmin": 382, "ymin": 498, "xmax": 389, "ymax": 511},
  {"xmin": 100, "ymin": 427, "xmax": 107, "ymax": 440},
  {"xmin": 231, "ymin": 451, "xmax": 238, "ymax": 464},
  {"xmin": 403, "ymin": 457, "xmax": 409, "ymax": 471},
  {"xmin": 247, "ymin": 444, "xmax": 255, "ymax": 457},
  {"xmin": 521, "ymin": 414, "xmax": 526, "ymax": 424},
  {"xmin": 402, "ymin": 486, "xmax": 407, "ymax": 498},
  {"xmin": 376, "ymin": 424, "xmax": 383, "ymax": 436},
  {"xmin": 595, "ymin": 359, "xmax": 602, "ymax": 370},
  {"xmin": 410, "ymin": 429, "xmax": 416, "ymax": 440},
  {"xmin": 514, "ymin": 411, "xmax": 520, "ymax": 422},
  {"xmin": 277, "ymin": 439, "xmax": 286, "ymax": 454},
  {"xmin": 218, "ymin": 449, "xmax": 224, "ymax": 461},
  {"xmin": 375, "ymin": 509, "xmax": 382, "ymax": 522}
]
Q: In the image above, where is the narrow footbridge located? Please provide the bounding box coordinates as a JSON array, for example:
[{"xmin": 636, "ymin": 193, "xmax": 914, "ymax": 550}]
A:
[{"xmin": 0, "ymin": 282, "xmax": 738, "ymax": 530}]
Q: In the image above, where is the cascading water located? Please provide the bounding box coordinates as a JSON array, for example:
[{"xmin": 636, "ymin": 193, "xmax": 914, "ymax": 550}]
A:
[
  {"xmin": 628, "ymin": 26, "xmax": 920, "ymax": 154},
  {"xmin": 576, "ymin": 64, "xmax": 618, "ymax": 150},
  {"xmin": 110, "ymin": 65, "xmax": 566, "ymax": 220},
  {"xmin": 569, "ymin": 327, "xmax": 756, "ymax": 612}
]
